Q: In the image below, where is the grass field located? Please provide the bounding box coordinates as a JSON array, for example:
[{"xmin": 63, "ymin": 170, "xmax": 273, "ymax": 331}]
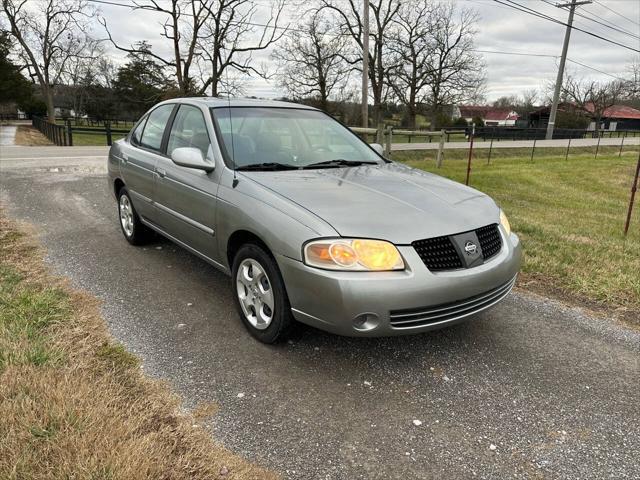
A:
[
  {"xmin": 393, "ymin": 147, "xmax": 640, "ymax": 323},
  {"xmin": 70, "ymin": 130, "xmax": 128, "ymax": 146},
  {"xmin": 0, "ymin": 214, "xmax": 275, "ymax": 479}
]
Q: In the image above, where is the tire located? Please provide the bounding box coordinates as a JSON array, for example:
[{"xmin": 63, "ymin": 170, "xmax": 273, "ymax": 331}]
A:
[
  {"xmin": 231, "ymin": 243, "xmax": 294, "ymax": 343},
  {"xmin": 117, "ymin": 187, "xmax": 151, "ymax": 245}
]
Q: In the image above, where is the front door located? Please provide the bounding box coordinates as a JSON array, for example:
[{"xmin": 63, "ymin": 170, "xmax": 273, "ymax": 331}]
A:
[{"xmin": 153, "ymin": 104, "xmax": 220, "ymax": 263}]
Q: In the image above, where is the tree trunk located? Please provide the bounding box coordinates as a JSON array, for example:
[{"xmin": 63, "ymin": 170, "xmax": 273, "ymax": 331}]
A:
[
  {"xmin": 407, "ymin": 106, "xmax": 417, "ymax": 130},
  {"xmin": 429, "ymin": 109, "xmax": 438, "ymax": 132},
  {"xmin": 45, "ymin": 88, "xmax": 55, "ymax": 121}
]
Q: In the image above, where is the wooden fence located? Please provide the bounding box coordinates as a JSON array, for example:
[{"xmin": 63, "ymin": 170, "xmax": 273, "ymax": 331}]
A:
[{"xmin": 32, "ymin": 116, "xmax": 130, "ymax": 146}]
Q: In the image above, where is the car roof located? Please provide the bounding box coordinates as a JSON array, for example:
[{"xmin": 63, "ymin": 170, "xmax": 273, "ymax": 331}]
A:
[{"xmin": 162, "ymin": 97, "xmax": 320, "ymax": 110}]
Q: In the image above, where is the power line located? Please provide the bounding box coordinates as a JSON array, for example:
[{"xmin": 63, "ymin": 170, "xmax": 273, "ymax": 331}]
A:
[
  {"xmin": 540, "ymin": 0, "xmax": 640, "ymax": 41},
  {"xmin": 593, "ymin": 0, "xmax": 640, "ymax": 28},
  {"xmin": 492, "ymin": 0, "xmax": 639, "ymax": 53},
  {"xmin": 565, "ymin": 58, "xmax": 626, "ymax": 80}
]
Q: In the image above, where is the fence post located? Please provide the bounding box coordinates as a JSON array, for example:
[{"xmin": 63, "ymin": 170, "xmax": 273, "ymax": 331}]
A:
[
  {"xmin": 106, "ymin": 121, "xmax": 112, "ymax": 146},
  {"xmin": 67, "ymin": 120, "xmax": 73, "ymax": 146},
  {"xmin": 376, "ymin": 123, "xmax": 384, "ymax": 145},
  {"xmin": 595, "ymin": 131, "xmax": 602, "ymax": 159},
  {"xmin": 384, "ymin": 126, "xmax": 392, "ymax": 157},
  {"xmin": 565, "ymin": 137, "xmax": 571, "ymax": 161},
  {"xmin": 530, "ymin": 139, "xmax": 536, "ymax": 162},
  {"xmin": 619, "ymin": 136, "xmax": 624, "ymax": 158},
  {"xmin": 624, "ymin": 152, "xmax": 640, "ymax": 236},
  {"xmin": 487, "ymin": 138, "xmax": 494, "ymax": 165},
  {"xmin": 465, "ymin": 123, "xmax": 475, "ymax": 185},
  {"xmin": 436, "ymin": 129, "xmax": 445, "ymax": 168}
]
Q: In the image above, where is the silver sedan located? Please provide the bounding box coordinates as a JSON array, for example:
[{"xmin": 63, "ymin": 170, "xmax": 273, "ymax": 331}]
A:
[{"xmin": 108, "ymin": 98, "xmax": 522, "ymax": 343}]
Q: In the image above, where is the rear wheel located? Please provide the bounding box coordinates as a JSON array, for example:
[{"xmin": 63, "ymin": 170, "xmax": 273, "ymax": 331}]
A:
[
  {"xmin": 231, "ymin": 243, "xmax": 293, "ymax": 343},
  {"xmin": 117, "ymin": 187, "xmax": 151, "ymax": 245}
]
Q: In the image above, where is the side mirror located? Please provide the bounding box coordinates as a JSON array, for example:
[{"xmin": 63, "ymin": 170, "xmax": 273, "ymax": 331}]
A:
[
  {"xmin": 370, "ymin": 143, "xmax": 384, "ymax": 156},
  {"xmin": 171, "ymin": 147, "xmax": 214, "ymax": 172}
]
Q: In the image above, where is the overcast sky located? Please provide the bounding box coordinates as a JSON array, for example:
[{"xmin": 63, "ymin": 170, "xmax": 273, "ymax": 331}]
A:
[{"xmin": 94, "ymin": 0, "xmax": 639, "ymax": 102}]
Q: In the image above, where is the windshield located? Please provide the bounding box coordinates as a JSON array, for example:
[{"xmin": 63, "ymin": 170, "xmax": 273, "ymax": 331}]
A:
[{"xmin": 211, "ymin": 107, "xmax": 383, "ymax": 170}]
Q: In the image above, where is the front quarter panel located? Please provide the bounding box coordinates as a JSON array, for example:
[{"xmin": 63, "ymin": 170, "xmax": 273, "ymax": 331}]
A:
[{"xmin": 216, "ymin": 168, "xmax": 339, "ymax": 267}]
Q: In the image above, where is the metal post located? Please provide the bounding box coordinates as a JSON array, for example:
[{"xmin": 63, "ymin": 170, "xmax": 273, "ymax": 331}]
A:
[
  {"xmin": 546, "ymin": 0, "xmax": 592, "ymax": 140},
  {"xmin": 436, "ymin": 129, "xmax": 445, "ymax": 168},
  {"xmin": 361, "ymin": 0, "xmax": 369, "ymax": 128},
  {"xmin": 619, "ymin": 136, "xmax": 625, "ymax": 158},
  {"xmin": 565, "ymin": 137, "xmax": 571, "ymax": 160},
  {"xmin": 624, "ymin": 152, "xmax": 640, "ymax": 236},
  {"xmin": 106, "ymin": 121, "xmax": 113, "ymax": 146},
  {"xmin": 595, "ymin": 131, "xmax": 601, "ymax": 159},
  {"xmin": 530, "ymin": 138, "xmax": 537, "ymax": 162},
  {"xmin": 487, "ymin": 138, "xmax": 493, "ymax": 164},
  {"xmin": 465, "ymin": 123, "xmax": 475, "ymax": 186}
]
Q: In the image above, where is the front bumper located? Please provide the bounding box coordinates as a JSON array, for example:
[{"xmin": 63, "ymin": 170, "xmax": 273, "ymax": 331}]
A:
[{"xmin": 276, "ymin": 227, "xmax": 522, "ymax": 337}]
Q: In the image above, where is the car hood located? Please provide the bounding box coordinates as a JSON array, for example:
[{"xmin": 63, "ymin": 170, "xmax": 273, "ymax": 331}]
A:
[{"xmin": 241, "ymin": 162, "xmax": 499, "ymax": 244}]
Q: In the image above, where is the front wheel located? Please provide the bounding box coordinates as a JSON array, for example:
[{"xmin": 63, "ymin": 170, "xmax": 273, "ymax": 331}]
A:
[{"xmin": 231, "ymin": 243, "xmax": 293, "ymax": 343}]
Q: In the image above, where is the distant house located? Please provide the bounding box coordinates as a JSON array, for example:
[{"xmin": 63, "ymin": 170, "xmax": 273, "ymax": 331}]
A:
[
  {"xmin": 453, "ymin": 105, "xmax": 519, "ymax": 126},
  {"xmin": 528, "ymin": 103, "xmax": 640, "ymax": 131},
  {"xmin": 584, "ymin": 104, "xmax": 640, "ymax": 131}
]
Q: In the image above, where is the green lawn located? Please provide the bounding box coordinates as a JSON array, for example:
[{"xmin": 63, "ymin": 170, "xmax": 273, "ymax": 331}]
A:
[
  {"xmin": 393, "ymin": 148, "xmax": 640, "ymax": 320},
  {"xmin": 69, "ymin": 131, "xmax": 127, "ymax": 146}
]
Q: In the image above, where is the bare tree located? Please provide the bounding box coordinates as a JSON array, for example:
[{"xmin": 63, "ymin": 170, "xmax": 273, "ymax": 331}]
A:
[
  {"xmin": 626, "ymin": 58, "xmax": 640, "ymax": 101},
  {"xmin": 561, "ymin": 76, "xmax": 628, "ymax": 133},
  {"xmin": 422, "ymin": 2, "xmax": 485, "ymax": 130},
  {"xmin": 197, "ymin": 0, "xmax": 287, "ymax": 97},
  {"xmin": 272, "ymin": 11, "xmax": 346, "ymax": 110},
  {"xmin": 61, "ymin": 39, "xmax": 104, "ymax": 116},
  {"xmin": 386, "ymin": 0, "xmax": 436, "ymax": 129},
  {"xmin": 319, "ymin": 0, "xmax": 401, "ymax": 127},
  {"xmin": 2, "ymin": 0, "xmax": 95, "ymax": 119},
  {"xmin": 101, "ymin": 0, "xmax": 212, "ymax": 95}
]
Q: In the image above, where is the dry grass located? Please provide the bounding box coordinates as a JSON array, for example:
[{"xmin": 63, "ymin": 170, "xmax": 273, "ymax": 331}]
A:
[
  {"xmin": 0, "ymin": 213, "xmax": 277, "ymax": 480},
  {"xmin": 14, "ymin": 125, "xmax": 53, "ymax": 146}
]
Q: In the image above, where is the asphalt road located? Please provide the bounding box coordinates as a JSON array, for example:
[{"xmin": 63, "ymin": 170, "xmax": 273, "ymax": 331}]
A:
[{"xmin": 1, "ymin": 146, "xmax": 639, "ymax": 480}]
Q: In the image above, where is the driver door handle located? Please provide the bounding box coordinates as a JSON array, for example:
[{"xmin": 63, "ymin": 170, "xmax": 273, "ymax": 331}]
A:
[{"xmin": 156, "ymin": 168, "xmax": 166, "ymax": 178}]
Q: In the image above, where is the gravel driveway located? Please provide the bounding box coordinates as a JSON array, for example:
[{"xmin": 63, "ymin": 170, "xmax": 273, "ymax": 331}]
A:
[{"xmin": 1, "ymin": 147, "xmax": 639, "ymax": 480}]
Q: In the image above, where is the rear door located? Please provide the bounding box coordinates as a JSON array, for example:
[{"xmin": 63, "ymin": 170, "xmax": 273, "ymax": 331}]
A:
[
  {"xmin": 120, "ymin": 104, "xmax": 175, "ymax": 221},
  {"xmin": 153, "ymin": 104, "xmax": 220, "ymax": 263}
]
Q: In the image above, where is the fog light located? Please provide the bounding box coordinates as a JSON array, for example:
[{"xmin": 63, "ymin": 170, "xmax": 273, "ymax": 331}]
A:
[{"xmin": 352, "ymin": 313, "xmax": 380, "ymax": 332}]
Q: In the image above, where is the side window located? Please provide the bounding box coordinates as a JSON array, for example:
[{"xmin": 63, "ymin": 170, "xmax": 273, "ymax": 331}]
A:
[
  {"xmin": 167, "ymin": 105, "xmax": 211, "ymax": 158},
  {"xmin": 140, "ymin": 104, "xmax": 174, "ymax": 151},
  {"xmin": 130, "ymin": 117, "xmax": 147, "ymax": 145}
]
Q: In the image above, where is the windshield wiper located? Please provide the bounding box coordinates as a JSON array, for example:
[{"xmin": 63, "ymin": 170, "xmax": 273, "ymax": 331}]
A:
[
  {"xmin": 303, "ymin": 159, "xmax": 378, "ymax": 169},
  {"xmin": 236, "ymin": 162, "xmax": 301, "ymax": 171}
]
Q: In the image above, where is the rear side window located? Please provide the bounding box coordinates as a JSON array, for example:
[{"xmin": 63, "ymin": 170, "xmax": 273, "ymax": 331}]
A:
[
  {"xmin": 140, "ymin": 104, "xmax": 174, "ymax": 151},
  {"xmin": 130, "ymin": 117, "xmax": 147, "ymax": 145}
]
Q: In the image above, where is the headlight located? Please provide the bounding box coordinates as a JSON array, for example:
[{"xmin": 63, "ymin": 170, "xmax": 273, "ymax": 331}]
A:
[
  {"xmin": 500, "ymin": 210, "xmax": 511, "ymax": 236},
  {"xmin": 304, "ymin": 239, "xmax": 405, "ymax": 271}
]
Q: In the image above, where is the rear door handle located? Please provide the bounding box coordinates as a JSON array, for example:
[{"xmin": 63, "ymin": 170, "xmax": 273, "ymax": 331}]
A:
[{"xmin": 156, "ymin": 168, "xmax": 166, "ymax": 178}]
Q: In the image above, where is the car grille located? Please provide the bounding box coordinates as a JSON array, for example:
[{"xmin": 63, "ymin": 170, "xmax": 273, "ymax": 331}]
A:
[
  {"xmin": 476, "ymin": 224, "xmax": 502, "ymax": 260},
  {"xmin": 412, "ymin": 224, "xmax": 502, "ymax": 271},
  {"xmin": 411, "ymin": 236, "xmax": 464, "ymax": 271},
  {"xmin": 389, "ymin": 275, "xmax": 517, "ymax": 329}
]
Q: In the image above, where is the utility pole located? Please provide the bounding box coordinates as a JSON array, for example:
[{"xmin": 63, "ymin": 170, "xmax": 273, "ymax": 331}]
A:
[
  {"xmin": 546, "ymin": 0, "xmax": 592, "ymax": 140},
  {"xmin": 362, "ymin": 0, "xmax": 369, "ymax": 128}
]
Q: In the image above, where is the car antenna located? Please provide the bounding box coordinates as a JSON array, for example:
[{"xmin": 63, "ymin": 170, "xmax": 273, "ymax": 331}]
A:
[{"xmin": 225, "ymin": 70, "xmax": 238, "ymax": 188}]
